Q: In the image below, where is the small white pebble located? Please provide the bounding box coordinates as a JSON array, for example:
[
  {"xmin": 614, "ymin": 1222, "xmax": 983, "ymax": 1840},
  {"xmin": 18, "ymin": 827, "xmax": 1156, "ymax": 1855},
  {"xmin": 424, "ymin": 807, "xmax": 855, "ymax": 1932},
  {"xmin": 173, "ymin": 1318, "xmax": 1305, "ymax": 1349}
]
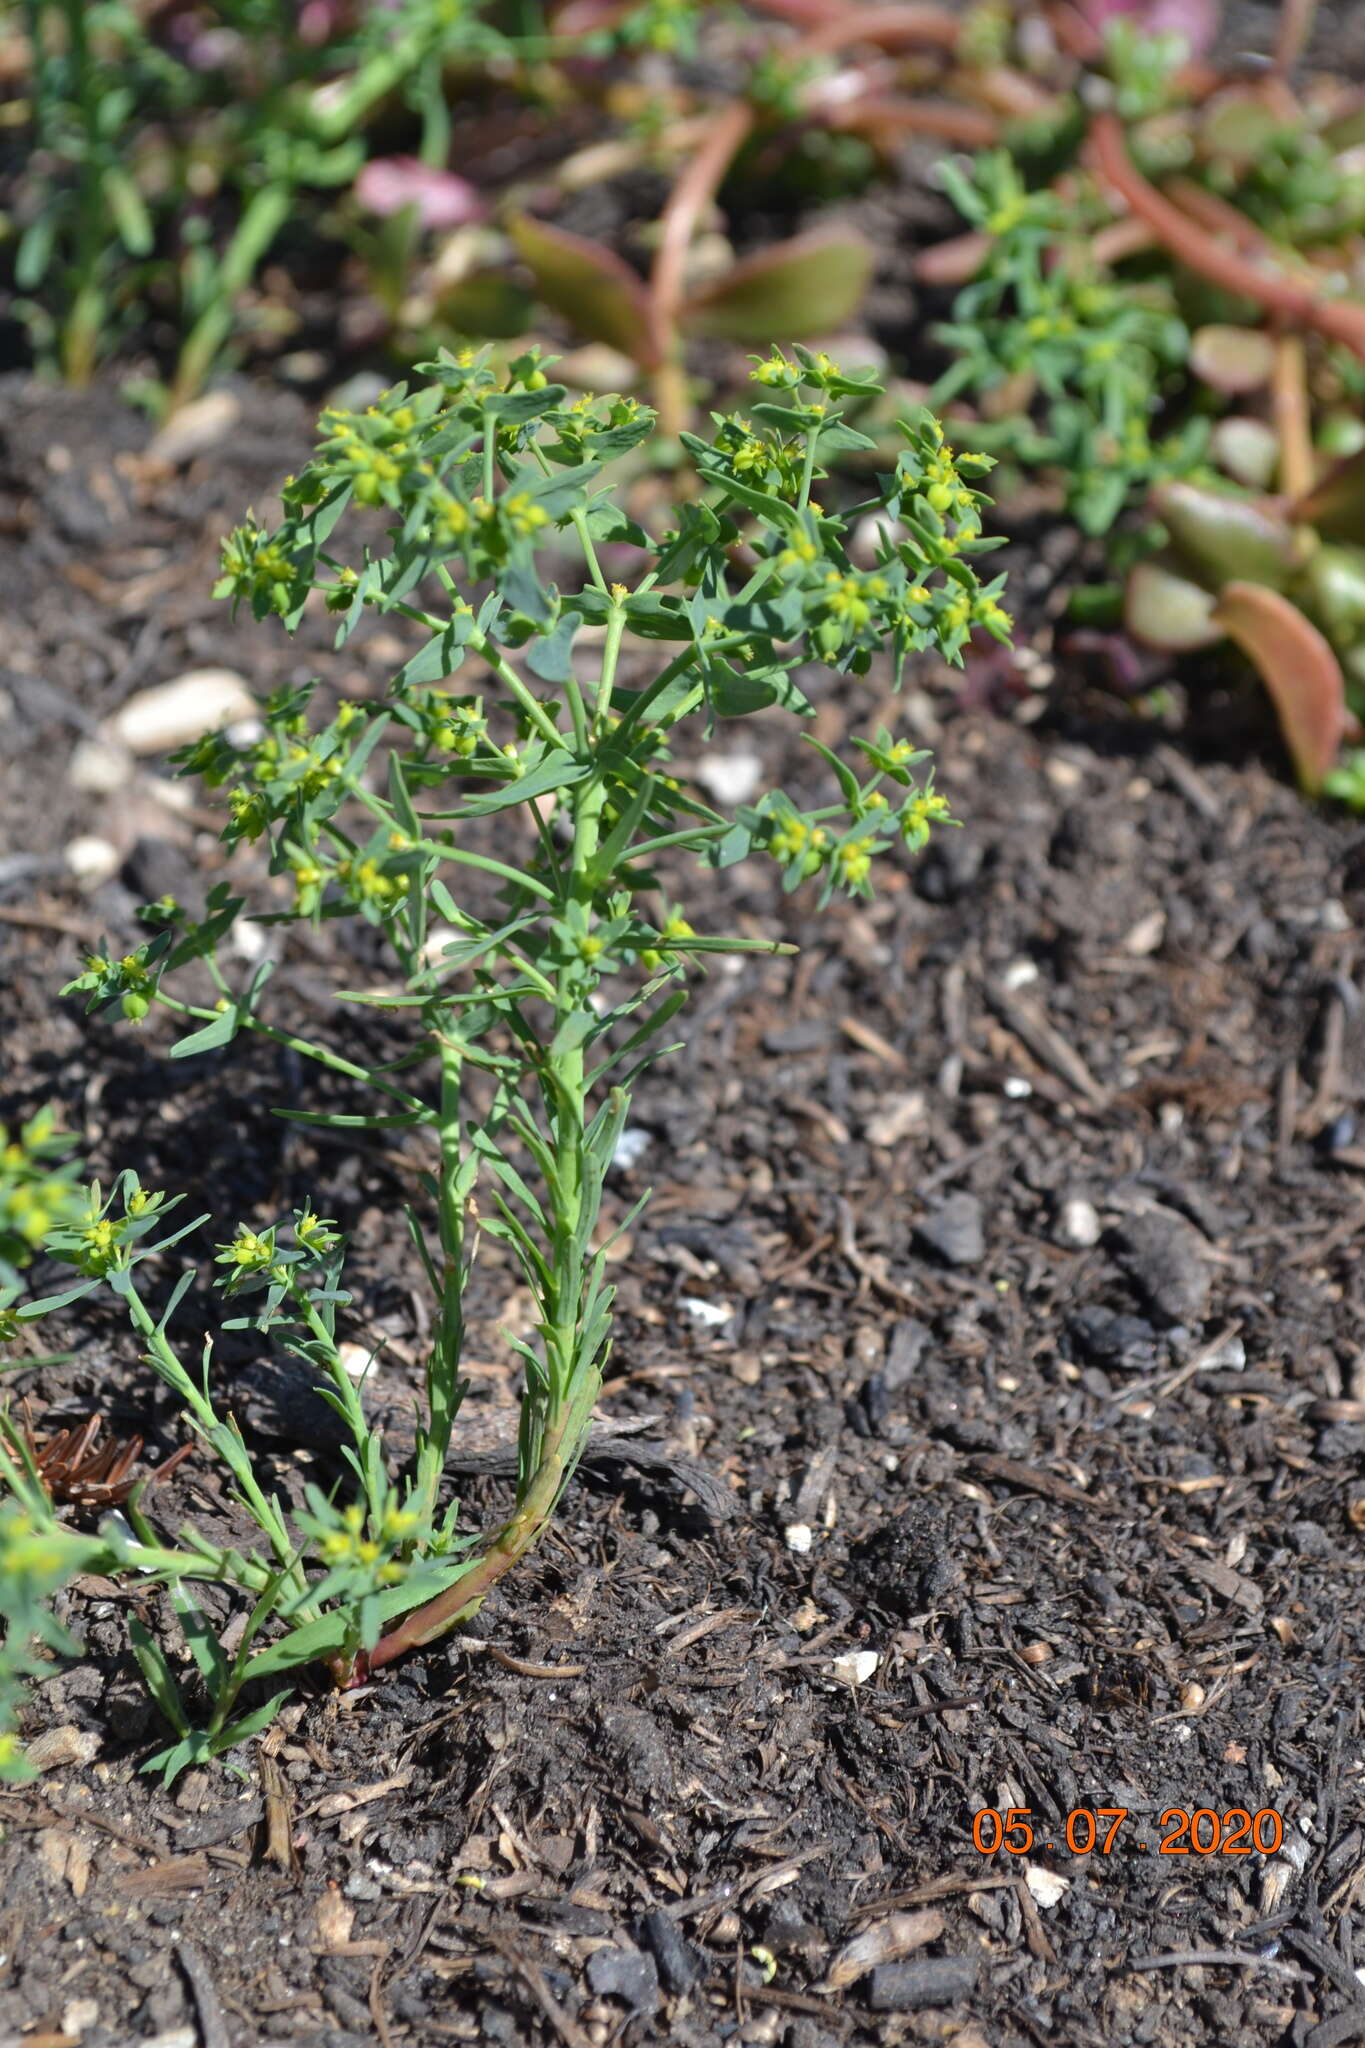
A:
[
  {"xmin": 785, "ymin": 1523, "xmax": 813, "ymax": 1554},
  {"xmin": 681, "ymin": 1296, "xmax": 733, "ymax": 1329},
  {"xmin": 831, "ymin": 1650, "xmax": 879, "ymax": 1687},
  {"xmin": 1056, "ymin": 1197, "xmax": 1101, "ymax": 1249},
  {"xmin": 112, "ymin": 669, "xmax": 256, "ymax": 755},
  {"xmin": 65, "ymin": 835, "xmax": 119, "ymax": 888},
  {"xmin": 1024, "ymin": 1864, "xmax": 1070, "ymax": 1909},
  {"xmin": 145, "ymin": 390, "xmax": 241, "ymax": 467},
  {"xmin": 1001, "ymin": 958, "xmax": 1039, "ymax": 991},
  {"xmin": 68, "ymin": 738, "xmax": 132, "ymax": 794},
  {"xmin": 693, "ymin": 751, "xmax": 762, "ymax": 808},
  {"xmin": 1201, "ymin": 1332, "xmax": 1247, "ymax": 1371},
  {"xmin": 612, "ymin": 1127, "xmax": 651, "ymax": 1171},
  {"xmin": 229, "ymin": 918, "xmax": 268, "ymax": 963},
  {"xmin": 337, "ymin": 1342, "xmax": 376, "ymax": 1382},
  {"xmin": 1003, "ymin": 1076, "xmax": 1033, "ymax": 1099}
]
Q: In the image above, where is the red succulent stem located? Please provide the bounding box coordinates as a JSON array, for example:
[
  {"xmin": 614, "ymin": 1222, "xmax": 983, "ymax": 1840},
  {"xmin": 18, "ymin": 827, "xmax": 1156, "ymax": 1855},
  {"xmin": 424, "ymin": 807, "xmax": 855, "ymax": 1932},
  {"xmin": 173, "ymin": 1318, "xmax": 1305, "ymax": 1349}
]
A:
[
  {"xmin": 357, "ymin": 1408, "xmax": 581, "ymax": 1675},
  {"xmin": 825, "ymin": 94, "xmax": 999, "ymax": 147},
  {"xmin": 1087, "ymin": 110, "xmax": 1365, "ymax": 361},
  {"xmin": 1160, "ymin": 176, "xmax": 1279, "ymax": 260},
  {"xmin": 748, "ymin": 1, "xmax": 961, "ymax": 48}
]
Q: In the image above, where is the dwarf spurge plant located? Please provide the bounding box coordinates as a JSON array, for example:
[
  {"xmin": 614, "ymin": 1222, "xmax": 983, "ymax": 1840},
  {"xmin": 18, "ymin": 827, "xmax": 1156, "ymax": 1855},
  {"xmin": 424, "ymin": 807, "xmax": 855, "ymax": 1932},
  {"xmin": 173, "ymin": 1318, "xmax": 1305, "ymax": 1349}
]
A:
[{"xmin": 2, "ymin": 347, "xmax": 1003, "ymax": 1780}]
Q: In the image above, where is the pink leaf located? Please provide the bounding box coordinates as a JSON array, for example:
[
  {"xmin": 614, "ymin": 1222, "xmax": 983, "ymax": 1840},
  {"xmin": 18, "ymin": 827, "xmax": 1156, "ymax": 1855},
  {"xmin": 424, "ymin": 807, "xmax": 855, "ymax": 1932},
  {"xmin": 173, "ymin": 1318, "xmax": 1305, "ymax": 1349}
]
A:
[
  {"xmin": 1212, "ymin": 581, "xmax": 1349, "ymax": 791},
  {"xmin": 1076, "ymin": 0, "xmax": 1220, "ymax": 58},
  {"xmin": 354, "ymin": 158, "xmax": 484, "ymax": 231}
]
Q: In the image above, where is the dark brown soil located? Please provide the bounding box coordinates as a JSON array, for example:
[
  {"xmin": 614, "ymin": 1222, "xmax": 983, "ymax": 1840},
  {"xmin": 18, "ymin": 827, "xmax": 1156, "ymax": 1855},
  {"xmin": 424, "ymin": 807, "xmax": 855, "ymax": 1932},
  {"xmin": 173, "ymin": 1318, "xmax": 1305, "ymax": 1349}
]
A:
[{"xmin": 2, "ymin": 353, "xmax": 1364, "ymax": 2048}]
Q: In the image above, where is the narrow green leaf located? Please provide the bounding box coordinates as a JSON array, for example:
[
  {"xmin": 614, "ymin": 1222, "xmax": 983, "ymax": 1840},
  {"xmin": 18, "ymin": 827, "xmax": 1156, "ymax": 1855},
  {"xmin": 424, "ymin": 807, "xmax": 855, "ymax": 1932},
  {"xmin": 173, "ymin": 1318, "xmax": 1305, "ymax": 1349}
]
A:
[{"xmin": 127, "ymin": 1619, "xmax": 190, "ymax": 1737}]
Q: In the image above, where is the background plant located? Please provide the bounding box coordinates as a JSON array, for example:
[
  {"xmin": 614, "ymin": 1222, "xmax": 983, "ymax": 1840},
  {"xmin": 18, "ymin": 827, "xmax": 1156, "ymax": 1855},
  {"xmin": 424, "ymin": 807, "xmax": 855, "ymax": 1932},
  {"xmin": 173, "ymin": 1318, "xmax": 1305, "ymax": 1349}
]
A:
[
  {"xmin": 2, "ymin": 344, "xmax": 1004, "ymax": 1776},
  {"xmin": 0, "ymin": 1110, "xmax": 86, "ymax": 1374},
  {"xmin": 11, "ymin": 0, "xmax": 510, "ymax": 398},
  {"xmin": 904, "ymin": 1, "xmax": 1365, "ymax": 791}
]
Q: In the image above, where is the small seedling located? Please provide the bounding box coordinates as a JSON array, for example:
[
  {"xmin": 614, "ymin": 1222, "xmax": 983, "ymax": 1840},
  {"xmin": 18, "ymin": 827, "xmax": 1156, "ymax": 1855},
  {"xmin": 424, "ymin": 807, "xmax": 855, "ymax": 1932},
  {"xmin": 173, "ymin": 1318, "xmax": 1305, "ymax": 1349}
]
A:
[{"xmin": 1, "ymin": 346, "xmax": 1006, "ymax": 1779}]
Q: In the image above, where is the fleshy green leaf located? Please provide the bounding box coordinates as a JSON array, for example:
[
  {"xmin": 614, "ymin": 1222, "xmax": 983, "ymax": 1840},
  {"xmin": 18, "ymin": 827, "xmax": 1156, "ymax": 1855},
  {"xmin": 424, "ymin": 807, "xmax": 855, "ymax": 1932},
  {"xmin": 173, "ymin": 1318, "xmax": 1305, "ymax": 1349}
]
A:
[
  {"xmin": 507, "ymin": 214, "xmax": 657, "ymax": 366},
  {"xmin": 1211, "ymin": 417, "xmax": 1281, "ymax": 491},
  {"xmin": 680, "ymin": 230, "xmax": 875, "ymax": 342},
  {"xmin": 1125, "ymin": 559, "xmax": 1224, "ymax": 650},
  {"xmin": 1153, "ymin": 480, "xmax": 1298, "ymax": 591}
]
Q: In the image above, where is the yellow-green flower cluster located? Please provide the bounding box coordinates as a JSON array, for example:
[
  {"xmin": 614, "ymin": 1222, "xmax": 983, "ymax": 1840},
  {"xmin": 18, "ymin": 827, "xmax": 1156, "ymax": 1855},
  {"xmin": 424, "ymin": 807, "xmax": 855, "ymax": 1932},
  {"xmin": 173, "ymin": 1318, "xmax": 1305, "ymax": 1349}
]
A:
[
  {"xmin": 307, "ymin": 1495, "xmax": 419, "ymax": 1588},
  {"xmin": 218, "ymin": 1225, "xmax": 280, "ymax": 1277}
]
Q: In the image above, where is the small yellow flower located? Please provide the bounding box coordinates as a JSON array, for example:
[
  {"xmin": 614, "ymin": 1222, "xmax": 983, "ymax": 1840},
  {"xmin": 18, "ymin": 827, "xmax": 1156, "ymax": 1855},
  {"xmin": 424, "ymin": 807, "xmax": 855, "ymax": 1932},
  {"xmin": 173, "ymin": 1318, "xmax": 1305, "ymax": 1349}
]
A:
[
  {"xmin": 779, "ymin": 537, "xmax": 818, "ymax": 567},
  {"xmin": 769, "ymin": 817, "xmax": 810, "ymax": 862},
  {"xmin": 837, "ymin": 837, "xmax": 875, "ymax": 886},
  {"xmin": 504, "ymin": 492, "xmax": 549, "ymax": 539}
]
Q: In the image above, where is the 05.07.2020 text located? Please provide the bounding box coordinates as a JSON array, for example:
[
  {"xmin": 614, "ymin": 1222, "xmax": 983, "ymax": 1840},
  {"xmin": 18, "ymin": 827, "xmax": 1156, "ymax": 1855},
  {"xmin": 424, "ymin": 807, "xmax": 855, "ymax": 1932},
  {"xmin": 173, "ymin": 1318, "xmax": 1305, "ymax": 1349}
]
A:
[{"xmin": 971, "ymin": 1808, "xmax": 1285, "ymax": 1856}]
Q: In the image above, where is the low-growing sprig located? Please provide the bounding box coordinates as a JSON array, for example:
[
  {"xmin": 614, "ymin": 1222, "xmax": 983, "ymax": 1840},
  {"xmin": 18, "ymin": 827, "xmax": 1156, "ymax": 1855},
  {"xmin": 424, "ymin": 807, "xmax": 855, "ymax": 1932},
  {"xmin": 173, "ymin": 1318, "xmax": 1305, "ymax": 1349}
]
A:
[
  {"xmin": 932, "ymin": 152, "xmax": 1203, "ymax": 536},
  {"xmin": 6, "ymin": 344, "xmax": 1008, "ymax": 1775}
]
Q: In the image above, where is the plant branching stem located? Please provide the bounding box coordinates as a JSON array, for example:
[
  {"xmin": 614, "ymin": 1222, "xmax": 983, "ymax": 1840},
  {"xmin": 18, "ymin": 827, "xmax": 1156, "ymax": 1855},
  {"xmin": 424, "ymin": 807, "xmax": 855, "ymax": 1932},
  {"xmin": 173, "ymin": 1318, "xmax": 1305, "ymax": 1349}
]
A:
[{"xmin": 357, "ymin": 601, "xmax": 629, "ymax": 1675}]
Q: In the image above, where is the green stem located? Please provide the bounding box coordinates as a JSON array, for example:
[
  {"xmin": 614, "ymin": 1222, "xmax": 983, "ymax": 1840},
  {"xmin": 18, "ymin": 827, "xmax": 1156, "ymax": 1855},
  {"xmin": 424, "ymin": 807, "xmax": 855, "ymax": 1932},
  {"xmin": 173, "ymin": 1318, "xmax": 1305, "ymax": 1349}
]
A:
[
  {"xmin": 152, "ymin": 990, "xmax": 431, "ymax": 1115},
  {"xmin": 627, "ymin": 819, "xmax": 729, "ymax": 864},
  {"xmin": 122, "ymin": 1279, "xmax": 313, "ymax": 1611},
  {"xmin": 471, "ymin": 632, "xmax": 567, "ymax": 751},
  {"xmin": 570, "ymin": 506, "xmax": 610, "ymax": 594},
  {"xmin": 797, "ymin": 425, "xmax": 821, "ymax": 512},
  {"xmin": 359, "ymin": 599, "xmax": 628, "ymax": 1675},
  {"xmin": 482, "ymin": 404, "xmax": 497, "ymax": 502},
  {"xmin": 416, "ymin": 1033, "xmax": 469, "ymax": 1519},
  {"xmin": 171, "ymin": 182, "xmax": 293, "ymax": 408},
  {"xmin": 608, "ymin": 647, "xmax": 700, "ymax": 743}
]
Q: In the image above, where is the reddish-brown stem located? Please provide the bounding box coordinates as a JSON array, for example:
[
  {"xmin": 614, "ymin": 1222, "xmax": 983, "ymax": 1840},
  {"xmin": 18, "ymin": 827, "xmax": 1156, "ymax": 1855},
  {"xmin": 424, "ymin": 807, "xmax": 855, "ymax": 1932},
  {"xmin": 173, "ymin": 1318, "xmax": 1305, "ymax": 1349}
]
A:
[
  {"xmin": 1089, "ymin": 216, "xmax": 1158, "ymax": 267},
  {"xmin": 1161, "ymin": 176, "xmax": 1280, "ymax": 260},
  {"xmin": 966, "ymin": 65, "xmax": 1061, "ymax": 120},
  {"xmin": 1273, "ymin": 0, "xmax": 1319, "ymax": 75},
  {"xmin": 1272, "ymin": 333, "xmax": 1315, "ymax": 500},
  {"xmin": 751, "ymin": 1, "xmax": 961, "ymax": 50},
  {"xmin": 361, "ymin": 1411, "xmax": 581, "ymax": 1675},
  {"xmin": 826, "ymin": 94, "xmax": 999, "ymax": 147},
  {"xmin": 1045, "ymin": 0, "xmax": 1103, "ymax": 61},
  {"xmin": 1088, "ymin": 110, "xmax": 1365, "ymax": 361},
  {"xmin": 913, "ymin": 228, "xmax": 992, "ymax": 286},
  {"xmin": 648, "ymin": 96, "xmax": 756, "ymax": 344},
  {"xmin": 646, "ymin": 97, "xmax": 754, "ymax": 433}
]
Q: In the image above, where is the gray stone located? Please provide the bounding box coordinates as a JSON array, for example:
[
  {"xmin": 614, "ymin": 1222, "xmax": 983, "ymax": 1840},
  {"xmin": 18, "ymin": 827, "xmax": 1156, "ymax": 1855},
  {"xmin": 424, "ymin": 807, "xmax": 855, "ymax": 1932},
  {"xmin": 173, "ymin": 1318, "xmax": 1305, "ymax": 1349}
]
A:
[
  {"xmin": 639, "ymin": 1909, "xmax": 701, "ymax": 1994},
  {"xmin": 1113, "ymin": 1210, "xmax": 1212, "ymax": 1327},
  {"xmin": 586, "ymin": 1946, "xmax": 660, "ymax": 2015},
  {"xmin": 867, "ymin": 1954, "xmax": 981, "ymax": 2011},
  {"xmin": 914, "ymin": 1193, "xmax": 985, "ymax": 1268}
]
